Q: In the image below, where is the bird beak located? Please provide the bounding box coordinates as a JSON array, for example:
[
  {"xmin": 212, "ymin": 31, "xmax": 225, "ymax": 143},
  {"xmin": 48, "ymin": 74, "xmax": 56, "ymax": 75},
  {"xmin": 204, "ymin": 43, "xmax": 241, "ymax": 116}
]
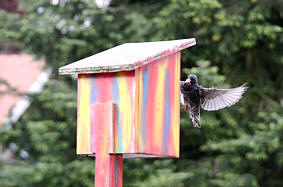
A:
[{"xmin": 185, "ymin": 78, "xmax": 191, "ymax": 84}]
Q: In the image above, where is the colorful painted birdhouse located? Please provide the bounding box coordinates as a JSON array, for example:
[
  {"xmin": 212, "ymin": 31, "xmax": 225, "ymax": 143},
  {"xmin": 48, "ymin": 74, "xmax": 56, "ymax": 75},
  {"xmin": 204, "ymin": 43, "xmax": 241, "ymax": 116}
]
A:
[
  {"xmin": 59, "ymin": 39, "xmax": 195, "ymax": 186},
  {"xmin": 59, "ymin": 38, "xmax": 196, "ymax": 158}
]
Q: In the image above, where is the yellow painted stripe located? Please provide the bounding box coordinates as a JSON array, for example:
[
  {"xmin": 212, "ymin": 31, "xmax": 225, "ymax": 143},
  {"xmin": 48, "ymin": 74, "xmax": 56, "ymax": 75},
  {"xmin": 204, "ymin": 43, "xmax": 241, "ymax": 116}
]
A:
[
  {"xmin": 172, "ymin": 53, "xmax": 180, "ymax": 156},
  {"xmin": 77, "ymin": 75, "xmax": 91, "ymax": 154},
  {"xmin": 117, "ymin": 72, "xmax": 133, "ymax": 152},
  {"xmin": 137, "ymin": 68, "xmax": 145, "ymax": 152},
  {"xmin": 153, "ymin": 58, "xmax": 168, "ymax": 151},
  {"xmin": 134, "ymin": 69, "xmax": 141, "ymax": 152}
]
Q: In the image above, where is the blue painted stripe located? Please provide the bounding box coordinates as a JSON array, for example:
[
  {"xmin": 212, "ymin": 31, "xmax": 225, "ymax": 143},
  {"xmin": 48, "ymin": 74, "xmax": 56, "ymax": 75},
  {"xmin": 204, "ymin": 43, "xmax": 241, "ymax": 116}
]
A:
[
  {"xmin": 141, "ymin": 67, "xmax": 149, "ymax": 145},
  {"xmin": 112, "ymin": 77, "xmax": 123, "ymax": 152},
  {"xmin": 162, "ymin": 69, "xmax": 171, "ymax": 153},
  {"xmin": 90, "ymin": 75, "xmax": 98, "ymax": 103}
]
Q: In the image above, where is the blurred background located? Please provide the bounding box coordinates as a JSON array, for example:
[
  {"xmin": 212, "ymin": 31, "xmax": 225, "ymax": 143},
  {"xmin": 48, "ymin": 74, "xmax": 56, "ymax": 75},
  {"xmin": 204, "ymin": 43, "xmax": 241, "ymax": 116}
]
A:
[{"xmin": 0, "ymin": 0, "xmax": 282, "ymax": 186}]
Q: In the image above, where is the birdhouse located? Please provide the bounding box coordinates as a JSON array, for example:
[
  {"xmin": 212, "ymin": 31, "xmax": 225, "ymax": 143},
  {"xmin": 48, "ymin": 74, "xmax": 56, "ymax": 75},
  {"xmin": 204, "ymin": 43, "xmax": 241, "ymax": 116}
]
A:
[{"xmin": 59, "ymin": 39, "xmax": 196, "ymax": 186}]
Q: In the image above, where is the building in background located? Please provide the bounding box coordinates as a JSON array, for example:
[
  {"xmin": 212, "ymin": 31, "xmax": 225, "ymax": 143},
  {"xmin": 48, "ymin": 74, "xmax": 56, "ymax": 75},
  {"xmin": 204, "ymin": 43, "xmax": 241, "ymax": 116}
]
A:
[
  {"xmin": 0, "ymin": 0, "xmax": 51, "ymax": 160},
  {"xmin": 0, "ymin": 54, "xmax": 50, "ymax": 126}
]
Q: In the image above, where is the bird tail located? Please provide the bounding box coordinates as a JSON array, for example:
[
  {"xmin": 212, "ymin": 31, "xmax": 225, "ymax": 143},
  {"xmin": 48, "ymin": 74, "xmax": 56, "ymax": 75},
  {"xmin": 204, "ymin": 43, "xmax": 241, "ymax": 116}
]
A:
[
  {"xmin": 184, "ymin": 104, "xmax": 201, "ymax": 128},
  {"xmin": 191, "ymin": 113, "xmax": 201, "ymax": 128},
  {"xmin": 189, "ymin": 110, "xmax": 201, "ymax": 128}
]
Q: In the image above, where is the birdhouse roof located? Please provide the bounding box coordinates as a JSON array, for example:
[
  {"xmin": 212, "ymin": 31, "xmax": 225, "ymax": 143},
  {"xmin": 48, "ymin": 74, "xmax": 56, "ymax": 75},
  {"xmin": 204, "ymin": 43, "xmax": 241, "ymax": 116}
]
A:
[{"xmin": 59, "ymin": 38, "xmax": 196, "ymax": 74}]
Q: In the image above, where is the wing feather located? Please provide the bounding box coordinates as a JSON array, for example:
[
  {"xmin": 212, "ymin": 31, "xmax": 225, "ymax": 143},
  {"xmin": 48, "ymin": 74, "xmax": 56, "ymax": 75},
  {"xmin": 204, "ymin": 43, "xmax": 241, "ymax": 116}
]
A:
[
  {"xmin": 200, "ymin": 84, "xmax": 248, "ymax": 111},
  {"xmin": 180, "ymin": 81, "xmax": 185, "ymax": 106},
  {"xmin": 180, "ymin": 92, "xmax": 185, "ymax": 106}
]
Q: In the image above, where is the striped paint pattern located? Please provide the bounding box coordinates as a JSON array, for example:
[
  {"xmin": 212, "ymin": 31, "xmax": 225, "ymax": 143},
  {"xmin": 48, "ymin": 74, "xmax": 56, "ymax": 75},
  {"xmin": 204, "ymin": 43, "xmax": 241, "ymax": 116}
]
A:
[
  {"xmin": 77, "ymin": 52, "xmax": 180, "ymax": 158},
  {"xmin": 136, "ymin": 52, "xmax": 180, "ymax": 157},
  {"xmin": 77, "ymin": 71, "xmax": 136, "ymax": 154}
]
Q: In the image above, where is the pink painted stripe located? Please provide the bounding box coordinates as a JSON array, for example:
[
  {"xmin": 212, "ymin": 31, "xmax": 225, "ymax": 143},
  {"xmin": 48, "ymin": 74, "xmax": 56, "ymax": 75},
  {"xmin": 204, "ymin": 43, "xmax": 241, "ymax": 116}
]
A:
[
  {"xmin": 145, "ymin": 63, "xmax": 159, "ymax": 154},
  {"xmin": 167, "ymin": 54, "xmax": 178, "ymax": 155},
  {"xmin": 95, "ymin": 73, "xmax": 116, "ymax": 103}
]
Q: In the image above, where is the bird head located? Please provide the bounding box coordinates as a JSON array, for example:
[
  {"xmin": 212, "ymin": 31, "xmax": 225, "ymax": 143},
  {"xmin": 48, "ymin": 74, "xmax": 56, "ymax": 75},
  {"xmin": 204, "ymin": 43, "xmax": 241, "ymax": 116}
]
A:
[{"xmin": 186, "ymin": 74, "xmax": 198, "ymax": 85}]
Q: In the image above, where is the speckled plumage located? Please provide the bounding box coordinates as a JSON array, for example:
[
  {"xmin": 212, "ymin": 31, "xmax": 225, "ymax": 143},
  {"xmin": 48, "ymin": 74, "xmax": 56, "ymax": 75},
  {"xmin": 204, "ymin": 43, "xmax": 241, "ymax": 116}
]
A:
[
  {"xmin": 180, "ymin": 76, "xmax": 201, "ymax": 128},
  {"xmin": 180, "ymin": 74, "xmax": 248, "ymax": 128}
]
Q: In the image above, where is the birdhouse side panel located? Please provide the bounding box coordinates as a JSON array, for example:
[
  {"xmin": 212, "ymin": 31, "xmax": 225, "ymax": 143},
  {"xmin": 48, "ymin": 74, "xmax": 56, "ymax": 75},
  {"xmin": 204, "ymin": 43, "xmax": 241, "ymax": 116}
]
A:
[
  {"xmin": 77, "ymin": 71, "xmax": 137, "ymax": 155},
  {"xmin": 136, "ymin": 52, "xmax": 180, "ymax": 157}
]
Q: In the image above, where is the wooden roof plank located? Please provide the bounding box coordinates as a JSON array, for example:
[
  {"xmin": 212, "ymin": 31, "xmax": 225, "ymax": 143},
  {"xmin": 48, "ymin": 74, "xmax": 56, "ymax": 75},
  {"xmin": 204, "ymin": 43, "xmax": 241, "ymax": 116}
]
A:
[{"xmin": 59, "ymin": 38, "xmax": 196, "ymax": 74}]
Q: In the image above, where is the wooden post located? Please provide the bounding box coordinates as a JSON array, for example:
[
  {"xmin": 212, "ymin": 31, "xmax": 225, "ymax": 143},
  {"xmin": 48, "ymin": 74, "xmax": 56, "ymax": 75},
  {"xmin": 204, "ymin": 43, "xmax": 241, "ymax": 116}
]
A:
[
  {"xmin": 90, "ymin": 103, "xmax": 123, "ymax": 187},
  {"xmin": 95, "ymin": 153, "xmax": 123, "ymax": 187},
  {"xmin": 59, "ymin": 39, "xmax": 196, "ymax": 187}
]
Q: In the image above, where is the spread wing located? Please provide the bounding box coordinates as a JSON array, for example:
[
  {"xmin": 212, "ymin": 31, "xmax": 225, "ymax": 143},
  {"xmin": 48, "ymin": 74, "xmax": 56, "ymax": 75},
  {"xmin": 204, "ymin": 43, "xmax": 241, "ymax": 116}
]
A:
[{"xmin": 200, "ymin": 84, "xmax": 248, "ymax": 111}]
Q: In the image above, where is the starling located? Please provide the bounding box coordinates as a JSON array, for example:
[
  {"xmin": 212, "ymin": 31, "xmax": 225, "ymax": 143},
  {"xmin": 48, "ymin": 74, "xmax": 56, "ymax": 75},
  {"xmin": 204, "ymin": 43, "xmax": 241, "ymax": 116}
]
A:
[{"xmin": 180, "ymin": 74, "xmax": 248, "ymax": 128}]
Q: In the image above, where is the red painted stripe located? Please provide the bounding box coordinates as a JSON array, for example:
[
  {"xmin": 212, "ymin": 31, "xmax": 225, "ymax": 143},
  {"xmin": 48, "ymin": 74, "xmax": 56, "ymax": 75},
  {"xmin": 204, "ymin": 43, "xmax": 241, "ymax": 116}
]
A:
[
  {"xmin": 145, "ymin": 62, "xmax": 159, "ymax": 154},
  {"xmin": 110, "ymin": 155, "xmax": 123, "ymax": 187},
  {"xmin": 77, "ymin": 74, "xmax": 81, "ymax": 126},
  {"xmin": 90, "ymin": 104, "xmax": 115, "ymax": 153},
  {"xmin": 95, "ymin": 73, "xmax": 116, "ymax": 103},
  {"xmin": 126, "ymin": 71, "xmax": 137, "ymax": 152},
  {"xmin": 95, "ymin": 153, "xmax": 123, "ymax": 187}
]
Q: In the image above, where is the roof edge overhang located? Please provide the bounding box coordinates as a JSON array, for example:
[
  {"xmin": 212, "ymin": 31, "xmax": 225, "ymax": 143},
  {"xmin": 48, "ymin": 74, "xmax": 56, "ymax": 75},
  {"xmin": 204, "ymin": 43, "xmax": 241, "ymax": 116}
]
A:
[{"xmin": 59, "ymin": 38, "xmax": 196, "ymax": 75}]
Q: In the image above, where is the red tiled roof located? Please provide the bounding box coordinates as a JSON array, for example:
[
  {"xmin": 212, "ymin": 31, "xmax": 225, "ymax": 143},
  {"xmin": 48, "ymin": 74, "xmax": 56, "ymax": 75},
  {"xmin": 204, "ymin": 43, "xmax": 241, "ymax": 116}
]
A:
[{"xmin": 0, "ymin": 54, "xmax": 45, "ymax": 125}]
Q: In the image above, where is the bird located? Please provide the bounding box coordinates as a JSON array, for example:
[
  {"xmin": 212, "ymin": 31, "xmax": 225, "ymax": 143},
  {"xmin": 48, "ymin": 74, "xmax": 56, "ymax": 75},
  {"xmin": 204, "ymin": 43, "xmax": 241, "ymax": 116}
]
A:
[{"xmin": 180, "ymin": 74, "xmax": 248, "ymax": 128}]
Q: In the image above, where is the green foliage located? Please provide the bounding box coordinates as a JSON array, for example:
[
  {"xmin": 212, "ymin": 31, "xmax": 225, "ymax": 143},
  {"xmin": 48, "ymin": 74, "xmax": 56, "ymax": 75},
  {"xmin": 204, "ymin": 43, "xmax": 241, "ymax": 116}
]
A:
[
  {"xmin": 0, "ymin": 0, "xmax": 282, "ymax": 186},
  {"xmin": 0, "ymin": 80, "xmax": 94, "ymax": 187}
]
